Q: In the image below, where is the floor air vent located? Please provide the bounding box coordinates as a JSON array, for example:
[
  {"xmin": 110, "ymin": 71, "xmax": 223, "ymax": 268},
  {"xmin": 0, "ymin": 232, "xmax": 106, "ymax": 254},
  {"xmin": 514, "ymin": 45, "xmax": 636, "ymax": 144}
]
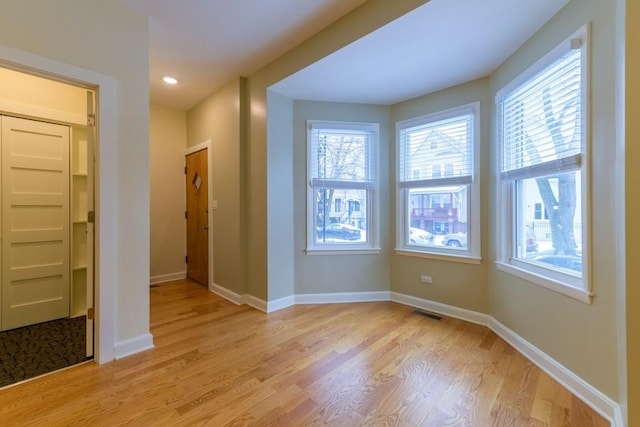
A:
[{"xmin": 413, "ymin": 309, "xmax": 443, "ymax": 321}]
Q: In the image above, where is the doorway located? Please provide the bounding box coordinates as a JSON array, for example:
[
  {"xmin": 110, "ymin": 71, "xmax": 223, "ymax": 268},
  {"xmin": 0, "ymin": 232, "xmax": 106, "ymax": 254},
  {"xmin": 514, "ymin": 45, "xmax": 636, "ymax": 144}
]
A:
[
  {"xmin": 185, "ymin": 148, "xmax": 209, "ymax": 285},
  {"xmin": 184, "ymin": 140, "xmax": 213, "ymax": 289},
  {"xmin": 0, "ymin": 68, "xmax": 95, "ymax": 387}
]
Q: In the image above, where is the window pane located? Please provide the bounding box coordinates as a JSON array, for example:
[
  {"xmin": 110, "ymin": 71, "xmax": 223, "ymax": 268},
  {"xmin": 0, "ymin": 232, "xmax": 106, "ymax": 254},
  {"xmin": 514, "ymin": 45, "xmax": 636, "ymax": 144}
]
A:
[
  {"xmin": 315, "ymin": 188, "xmax": 368, "ymax": 244},
  {"xmin": 398, "ymin": 113, "xmax": 473, "ymax": 185},
  {"xmin": 515, "ymin": 171, "xmax": 582, "ymax": 276},
  {"xmin": 407, "ymin": 186, "xmax": 468, "ymax": 249},
  {"xmin": 311, "ymin": 129, "xmax": 372, "ymax": 182},
  {"xmin": 502, "ymin": 49, "xmax": 581, "ymax": 173}
]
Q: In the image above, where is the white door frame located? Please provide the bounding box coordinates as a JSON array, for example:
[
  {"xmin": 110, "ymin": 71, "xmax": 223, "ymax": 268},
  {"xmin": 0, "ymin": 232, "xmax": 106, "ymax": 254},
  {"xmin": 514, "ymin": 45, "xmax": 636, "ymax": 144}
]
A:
[
  {"xmin": 185, "ymin": 140, "xmax": 214, "ymax": 290},
  {"xmin": 0, "ymin": 45, "xmax": 118, "ymax": 364}
]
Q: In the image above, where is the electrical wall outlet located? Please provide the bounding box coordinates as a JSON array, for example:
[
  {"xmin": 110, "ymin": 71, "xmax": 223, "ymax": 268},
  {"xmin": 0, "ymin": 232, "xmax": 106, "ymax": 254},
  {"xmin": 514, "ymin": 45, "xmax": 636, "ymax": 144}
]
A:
[{"xmin": 420, "ymin": 275, "xmax": 432, "ymax": 284}]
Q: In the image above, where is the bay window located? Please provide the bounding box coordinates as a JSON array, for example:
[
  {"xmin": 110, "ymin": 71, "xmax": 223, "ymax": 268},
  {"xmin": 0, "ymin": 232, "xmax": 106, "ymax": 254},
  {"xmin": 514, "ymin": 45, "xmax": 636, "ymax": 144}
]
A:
[{"xmin": 496, "ymin": 27, "xmax": 590, "ymax": 301}]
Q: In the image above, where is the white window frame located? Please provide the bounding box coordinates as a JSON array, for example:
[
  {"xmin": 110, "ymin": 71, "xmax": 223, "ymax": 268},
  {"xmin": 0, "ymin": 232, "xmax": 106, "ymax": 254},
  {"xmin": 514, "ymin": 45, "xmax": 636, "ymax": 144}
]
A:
[
  {"xmin": 305, "ymin": 120, "xmax": 380, "ymax": 254},
  {"xmin": 395, "ymin": 102, "xmax": 481, "ymax": 264},
  {"xmin": 495, "ymin": 26, "xmax": 592, "ymax": 303}
]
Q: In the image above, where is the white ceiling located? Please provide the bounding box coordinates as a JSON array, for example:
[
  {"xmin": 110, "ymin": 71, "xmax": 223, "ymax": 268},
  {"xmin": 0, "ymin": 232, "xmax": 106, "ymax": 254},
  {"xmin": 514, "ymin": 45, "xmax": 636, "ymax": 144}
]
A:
[
  {"xmin": 122, "ymin": 0, "xmax": 569, "ymax": 110},
  {"xmin": 121, "ymin": 0, "xmax": 369, "ymax": 110}
]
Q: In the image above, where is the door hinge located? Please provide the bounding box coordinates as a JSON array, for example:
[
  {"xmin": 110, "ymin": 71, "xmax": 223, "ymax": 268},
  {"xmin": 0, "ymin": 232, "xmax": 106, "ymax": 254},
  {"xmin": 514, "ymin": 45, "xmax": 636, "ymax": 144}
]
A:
[
  {"xmin": 185, "ymin": 255, "xmax": 189, "ymax": 264},
  {"xmin": 87, "ymin": 307, "xmax": 95, "ymax": 320},
  {"xmin": 185, "ymin": 211, "xmax": 188, "ymax": 219},
  {"xmin": 88, "ymin": 211, "xmax": 95, "ymax": 223},
  {"xmin": 87, "ymin": 114, "xmax": 96, "ymax": 127},
  {"xmin": 184, "ymin": 166, "xmax": 187, "ymax": 174}
]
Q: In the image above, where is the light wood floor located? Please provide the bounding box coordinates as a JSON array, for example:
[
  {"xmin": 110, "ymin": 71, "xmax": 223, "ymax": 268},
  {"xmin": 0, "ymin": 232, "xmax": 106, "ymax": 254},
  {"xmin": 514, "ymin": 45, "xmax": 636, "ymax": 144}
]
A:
[{"xmin": 0, "ymin": 279, "xmax": 609, "ymax": 426}]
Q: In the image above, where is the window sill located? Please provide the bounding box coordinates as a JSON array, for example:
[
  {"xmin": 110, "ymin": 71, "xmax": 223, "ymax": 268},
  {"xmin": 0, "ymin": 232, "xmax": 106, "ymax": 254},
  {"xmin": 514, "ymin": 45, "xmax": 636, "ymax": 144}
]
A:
[
  {"xmin": 305, "ymin": 247, "xmax": 382, "ymax": 256},
  {"xmin": 495, "ymin": 261, "xmax": 593, "ymax": 304},
  {"xmin": 395, "ymin": 248, "xmax": 482, "ymax": 265}
]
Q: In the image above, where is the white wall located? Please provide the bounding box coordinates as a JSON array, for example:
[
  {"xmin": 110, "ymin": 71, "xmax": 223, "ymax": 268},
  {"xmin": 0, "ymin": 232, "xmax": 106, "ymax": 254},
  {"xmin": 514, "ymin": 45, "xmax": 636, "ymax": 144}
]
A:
[{"xmin": 150, "ymin": 104, "xmax": 187, "ymax": 283}]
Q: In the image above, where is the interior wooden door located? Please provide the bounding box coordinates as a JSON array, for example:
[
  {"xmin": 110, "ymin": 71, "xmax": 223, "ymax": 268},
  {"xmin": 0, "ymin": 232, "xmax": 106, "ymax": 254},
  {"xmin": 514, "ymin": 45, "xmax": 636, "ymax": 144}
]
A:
[
  {"xmin": 185, "ymin": 149, "xmax": 208, "ymax": 286},
  {"xmin": 1, "ymin": 116, "xmax": 70, "ymax": 330}
]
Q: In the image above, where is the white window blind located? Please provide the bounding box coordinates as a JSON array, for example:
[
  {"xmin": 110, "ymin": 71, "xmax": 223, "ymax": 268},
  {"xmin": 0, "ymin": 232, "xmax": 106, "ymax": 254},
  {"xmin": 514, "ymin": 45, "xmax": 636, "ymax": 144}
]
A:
[
  {"xmin": 309, "ymin": 122, "xmax": 375, "ymax": 190},
  {"xmin": 500, "ymin": 47, "xmax": 582, "ymax": 180},
  {"xmin": 398, "ymin": 112, "xmax": 474, "ymax": 188}
]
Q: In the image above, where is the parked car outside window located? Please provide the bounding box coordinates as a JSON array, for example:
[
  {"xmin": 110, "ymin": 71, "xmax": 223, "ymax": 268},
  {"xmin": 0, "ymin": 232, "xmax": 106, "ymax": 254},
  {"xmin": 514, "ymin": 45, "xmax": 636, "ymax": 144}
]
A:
[
  {"xmin": 442, "ymin": 232, "xmax": 467, "ymax": 248},
  {"xmin": 316, "ymin": 223, "xmax": 361, "ymax": 241},
  {"xmin": 409, "ymin": 227, "xmax": 434, "ymax": 246}
]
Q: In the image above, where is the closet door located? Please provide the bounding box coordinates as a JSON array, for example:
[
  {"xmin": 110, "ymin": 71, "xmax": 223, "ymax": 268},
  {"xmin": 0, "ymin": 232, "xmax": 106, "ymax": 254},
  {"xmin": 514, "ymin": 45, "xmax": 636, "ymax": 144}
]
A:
[{"xmin": 1, "ymin": 116, "xmax": 70, "ymax": 330}]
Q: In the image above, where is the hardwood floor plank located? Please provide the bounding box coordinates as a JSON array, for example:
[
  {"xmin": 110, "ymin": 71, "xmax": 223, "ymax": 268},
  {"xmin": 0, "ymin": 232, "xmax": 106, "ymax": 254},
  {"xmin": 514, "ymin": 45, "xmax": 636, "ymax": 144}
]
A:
[{"xmin": 0, "ymin": 280, "xmax": 610, "ymax": 426}]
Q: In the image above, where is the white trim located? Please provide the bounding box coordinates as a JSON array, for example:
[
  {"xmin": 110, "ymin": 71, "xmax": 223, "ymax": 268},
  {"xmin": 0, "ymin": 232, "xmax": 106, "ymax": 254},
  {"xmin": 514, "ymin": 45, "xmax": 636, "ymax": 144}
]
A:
[
  {"xmin": 496, "ymin": 261, "xmax": 593, "ymax": 304},
  {"xmin": 150, "ymin": 272, "xmax": 186, "ymax": 286},
  {"xmin": 208, "ymin": 282, "xmax": 269, "ymax": 313},
  {"xmin": 0, "ymin": 99, "xmax": 85, "ymax": 126},
  {"xmin": 267, "ymin": 295, "xmax": 295, "ymax": 313},
  {"xmin": 305, "ymin": 248, "xmax": 381, "ymax": 256},
  {"xmin": 390, "ymin": 291, "xmax": 489, "ymax": 326},
  {"xmin": 395, "ymin": 249, "xmax": 482, "ymax": 265},
  {"xmin": 209, "ymin": 282, "xmax": 244, "ymax": 306},
  {"xmin": 114, "ymin": 333, "xmax": 155, "ymax": 360},
  {"xmin": 495, "ymin": 26, "xmax": 587, "ymax": 101},
  {"xmin": 185, "ymin": 140, "xmax": 211, "ymax": 155},
  {"xmin": 185, "ymin": 139, "xmax": 214, "ymax": 292},
  {"xmin": 295, "ymin": 291, "xmax": 390, "ymax": 305},
  {"xmin": 614, "ymin": 405, "xmax": 625, "ymax": 427},
  {"xmin": 0, "ymin": 44, "xmax": 118, "ymax": 365},
  {"xmin": 489, "ymin": 317, "xmax": 619, "ymax": 425},
  {"xmin": 244, "ymin": 295, "xmax": 268, "ymax": 313}
]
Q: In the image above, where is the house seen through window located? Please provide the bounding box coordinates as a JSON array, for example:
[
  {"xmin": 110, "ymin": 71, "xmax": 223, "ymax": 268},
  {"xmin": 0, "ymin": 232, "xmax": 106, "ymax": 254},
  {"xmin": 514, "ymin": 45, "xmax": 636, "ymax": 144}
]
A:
[{"xmin": 396, "ymin": 102, "xmax": 480, "ymax": 260}]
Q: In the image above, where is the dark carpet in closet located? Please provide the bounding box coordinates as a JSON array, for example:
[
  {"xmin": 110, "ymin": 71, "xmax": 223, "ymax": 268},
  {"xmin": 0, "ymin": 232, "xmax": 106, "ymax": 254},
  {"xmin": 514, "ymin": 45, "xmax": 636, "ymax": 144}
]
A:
[{"xmin": 0, "ymin": 316, "xmax": 90, "ymax": 388}]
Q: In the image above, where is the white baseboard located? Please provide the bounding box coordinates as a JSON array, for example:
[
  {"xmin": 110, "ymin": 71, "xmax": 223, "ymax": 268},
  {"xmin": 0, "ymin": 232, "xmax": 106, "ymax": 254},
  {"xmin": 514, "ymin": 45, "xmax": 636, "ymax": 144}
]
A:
[
  {"xmin": 390, "ymin": 291, "xmax": 489, "ymax": 326},
  {"xmin": 208, "ymin": 282, "xmax": 270, "ymax": 312},
  {"xmin": 208, "ymin": 287, "xmax": 390, "ymax": 312},
  {"xmin": 209, "ymin": 282, "xmax": 244, "ymax": 305},
  {"xmin": 267, "ymin": 295, "xmax": 295, "ymax": 313},
  {"xmin": 114, "ymin": 333, "xmax": 154, "ymax": 360},
  {"xmin": 489, "ymin": 317, "xmax": 619, "ymax": 426},
  {"xmin": 150, "ymin": 271, "xmax": 186, "ymax": 285},
  {"xmin": 245, "ymin": 295, "xmax": 268, "ymax": 312},
  {"xmin": 614, "ymin": 405, "xmax": 625, "ymax": 427},
  {"xmin": 295, "ymin": 291, "xmax": 391, "ymax": 305}
]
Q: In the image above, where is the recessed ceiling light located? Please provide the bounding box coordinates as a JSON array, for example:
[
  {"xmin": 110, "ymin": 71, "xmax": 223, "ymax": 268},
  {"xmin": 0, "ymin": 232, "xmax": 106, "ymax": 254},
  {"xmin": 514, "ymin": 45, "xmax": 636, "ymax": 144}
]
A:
[{"xmin": 163, "ymin": 76, "xmax": 178, "ymax": 85}]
